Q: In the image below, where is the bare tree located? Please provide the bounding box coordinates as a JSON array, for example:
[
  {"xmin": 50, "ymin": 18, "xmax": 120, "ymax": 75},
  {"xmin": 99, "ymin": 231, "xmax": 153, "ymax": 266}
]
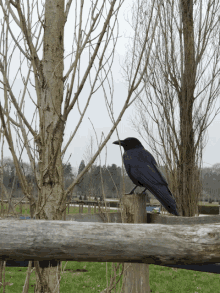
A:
[
  {"xmin": 0, "ymin": 0, "xmax": 160, "ymax": 291},
  {"xmin": 212, "ymin": 163, "xmax": 220, "ymax": 174},
  {"xmin": 128, "ymin": 0, "xmax": 220, "ymax": 216}
]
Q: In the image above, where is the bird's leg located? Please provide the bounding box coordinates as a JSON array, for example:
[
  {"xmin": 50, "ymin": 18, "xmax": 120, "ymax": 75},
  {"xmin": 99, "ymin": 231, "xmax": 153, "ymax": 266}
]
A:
[{"xmin": 125, "ymin": 185, "xmax": 138, "ymax": 195}]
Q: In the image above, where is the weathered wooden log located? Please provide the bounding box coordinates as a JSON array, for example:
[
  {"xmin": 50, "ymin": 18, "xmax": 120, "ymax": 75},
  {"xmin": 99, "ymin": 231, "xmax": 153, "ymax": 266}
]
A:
[{"xmin": 0, "ymin": 220, "xmax": 220, "ymax": 264}]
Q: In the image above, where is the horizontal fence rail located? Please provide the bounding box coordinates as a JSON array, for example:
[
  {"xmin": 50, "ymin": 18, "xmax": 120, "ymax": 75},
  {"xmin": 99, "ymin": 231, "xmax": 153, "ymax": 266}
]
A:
[
  {"xmin": 162, "ymin": 263, "xmax": 220, "ymax": 274},
  {"xmin": 0, "ymin": 220, "xmax": 220, "ymax": 265}
]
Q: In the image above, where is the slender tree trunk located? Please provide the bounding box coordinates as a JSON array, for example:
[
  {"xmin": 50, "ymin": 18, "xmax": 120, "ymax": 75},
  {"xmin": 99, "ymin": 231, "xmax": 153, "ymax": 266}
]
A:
[
  {"xmin": 34, "ymin": 0, "xmax": 65, "ymax": 291},
  {"xmin": 178, "ymin": 0, "xmax": 197, "ymax": 216},
  {"xmin": 36, "ymin": 0, "xmax": 65, "ymax": 219}
]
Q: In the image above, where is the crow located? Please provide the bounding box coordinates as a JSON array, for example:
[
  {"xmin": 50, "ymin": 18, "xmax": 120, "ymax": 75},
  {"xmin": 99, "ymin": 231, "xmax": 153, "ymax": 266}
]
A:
[{"xmin": 113, "ymin": 137, "xmax": 179, "ymax": 216}]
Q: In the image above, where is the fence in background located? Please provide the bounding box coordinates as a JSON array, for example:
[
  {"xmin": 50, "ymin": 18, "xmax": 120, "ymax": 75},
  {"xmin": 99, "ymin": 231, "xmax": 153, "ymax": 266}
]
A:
[
  {"xmin": 0, "ymin": 199, "xmax": 114, "ymax": 218},
  {"xmin": 1, "ymin": 198, "xmax": 220, "ymax": 218}
]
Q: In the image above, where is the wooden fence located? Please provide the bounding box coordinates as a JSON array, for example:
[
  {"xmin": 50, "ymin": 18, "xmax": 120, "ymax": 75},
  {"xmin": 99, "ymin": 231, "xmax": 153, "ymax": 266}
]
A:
[
  {"xmin": 1, "ymin": 195, "xmax": 220, "ymax": 292},
  {"xmin": 1, "ymin": 198, "xmax": 220, "ymax": 217},
  {"xmin": 0, "ymin": 220, "xmax": 220, "ymax": 264},
  {"xmin": 0, "ymin": 199, "xmax": 114, "ymax": 217}
]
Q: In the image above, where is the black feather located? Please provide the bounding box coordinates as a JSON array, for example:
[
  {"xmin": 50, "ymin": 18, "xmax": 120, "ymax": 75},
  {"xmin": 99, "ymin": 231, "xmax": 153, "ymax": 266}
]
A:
[{"xmin": 113, "ymin": 137, "xmax": 179, "ymax": 216}]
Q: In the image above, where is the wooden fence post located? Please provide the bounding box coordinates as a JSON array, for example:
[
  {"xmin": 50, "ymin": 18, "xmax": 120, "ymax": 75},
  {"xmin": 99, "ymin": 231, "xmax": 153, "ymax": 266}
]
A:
[
  {"xmin": 30, "ymin": 195, "xmax": 33, "ymax": 218},
  {"xmin": 121, "ymin": 193, "xmax": 150, "ymax": 293},
  {"xmin": 79, "ymin": 203, "xmax": 83, "ymax": 213},
  {"xmin": 19, "ymin": 202, "xmax": 22, "ymax": 215},
  {"xmin": 88, "ymin": 203, "xmax": 91, "ymax": 214},
  {"xmin": 29, "ymin": 183, "xmax": 33, "ymax": 218},
  {"xmin": 63, "ymin": 203, "xmax": 66, "ymax": 220},
  {"xmin": 94, "ymin": 203, "xmax": 96, "ymax": 213}
]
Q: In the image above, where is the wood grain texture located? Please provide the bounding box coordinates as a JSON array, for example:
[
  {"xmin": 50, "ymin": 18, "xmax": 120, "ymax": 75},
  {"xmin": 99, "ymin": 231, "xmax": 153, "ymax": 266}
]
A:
[{"xmin": 0, "ymin": 220, "xmax": 220, "ymax": 264}]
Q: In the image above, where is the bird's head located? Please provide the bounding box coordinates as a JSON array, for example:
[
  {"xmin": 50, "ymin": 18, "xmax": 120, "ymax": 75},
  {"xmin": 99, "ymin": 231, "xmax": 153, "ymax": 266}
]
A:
[{"xmin": 113, "ymin": 137, "xmax": 143, "ymax": 151}]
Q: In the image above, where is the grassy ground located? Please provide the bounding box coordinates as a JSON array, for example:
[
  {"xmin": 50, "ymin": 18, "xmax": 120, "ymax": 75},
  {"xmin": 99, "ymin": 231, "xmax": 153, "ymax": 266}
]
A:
[
  {"xmin": 1, "ymin": 200, "xmax": 219, "ymax": 217},
  {"xmin": 197, "ymin": 201, "xmax": 219, "ymax": 207},
  {"xmin": 66, "ymin": 205, "xmax": 119, "ymax": 215},
  {"xmin": 0, "ymin": 203, "xmax": 32, "ymax": 217},
  {"xmin": 0, "ymin": 203, "xmax": 118, "ymax": 217},
  {"xmin": 0, "ymin": 261, "xmax": 219, "ymax": 292}
]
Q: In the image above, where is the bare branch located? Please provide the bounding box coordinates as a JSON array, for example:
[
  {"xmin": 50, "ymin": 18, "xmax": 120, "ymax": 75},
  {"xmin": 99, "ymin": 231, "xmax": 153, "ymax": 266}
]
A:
[
  {"xmin": 0, "ymin": 103, "xmax": 31, "ymax": 201},
  {"xmin": 64, "ymin": 0, "xmax": 73, "ymax": 23}
]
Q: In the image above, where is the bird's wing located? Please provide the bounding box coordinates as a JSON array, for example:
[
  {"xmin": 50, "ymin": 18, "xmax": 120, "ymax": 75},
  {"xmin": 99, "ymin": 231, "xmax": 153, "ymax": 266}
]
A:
[
  {"xmin": 125, "ymin": 148, "xmax": 168, "ymax": 187},
  {"xmin": 123, "ymin": 148, "xmax": 178, "ymax": 215},
  {"xmin": 153, "ymin": 163, "xmax": 169, "ymax": 186}
]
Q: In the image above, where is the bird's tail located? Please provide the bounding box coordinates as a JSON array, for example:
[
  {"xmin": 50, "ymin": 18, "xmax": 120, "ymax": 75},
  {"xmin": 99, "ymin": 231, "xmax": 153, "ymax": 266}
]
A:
[{"xmin": 148, "ymin": 185, "xmax": 179, "ymax": 216}]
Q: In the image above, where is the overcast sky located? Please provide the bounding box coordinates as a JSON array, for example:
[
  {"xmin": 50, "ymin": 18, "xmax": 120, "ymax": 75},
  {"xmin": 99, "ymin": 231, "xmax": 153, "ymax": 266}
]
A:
[{"xmin": 1, "ymin": 1, "xmax": 220, "ymax": 173}]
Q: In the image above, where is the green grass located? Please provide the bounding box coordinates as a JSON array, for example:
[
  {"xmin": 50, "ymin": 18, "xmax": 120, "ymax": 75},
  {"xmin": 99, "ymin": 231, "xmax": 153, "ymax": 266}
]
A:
[
  {"xmin": 66, "ymin": 205, "xmax": 118, "ymax": 215},
  {"xmin": 0, "ymin": 262, "xmax": 219, "ymax": 292},
  {"xmin": 1, "ymin": 201, "xmax": 219, "ymax": 217},
  {"xmin": 197, "ymin": 201, "xmax": 219, "ymax": 207},
  {"xmin": 0, "ymin": 203, "xmax": 31, "ymax": 217},
  {"xmin": 149, "ymin": 264, "xmax": 219, "ymax": 293},
  {"xmin": 0, "ymin": 203, "xmax": 118, "ymax": 217},
  {"xmin": 0, "ymin": 266, "xmax": 37, "ymax": 292},
  {"xmin": 60, "ymin": 261, "xmax": 116, "ymax": 292}
]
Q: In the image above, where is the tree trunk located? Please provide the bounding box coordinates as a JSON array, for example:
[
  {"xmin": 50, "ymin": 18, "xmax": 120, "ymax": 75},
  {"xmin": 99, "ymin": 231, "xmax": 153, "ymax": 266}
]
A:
[
  {"xmin": 178, "ymin": 0, "xmax": 197, "ymax": 216},
  {"xmin": 34, "ymin": 0, "xmax": 65, "ymax": 291}
]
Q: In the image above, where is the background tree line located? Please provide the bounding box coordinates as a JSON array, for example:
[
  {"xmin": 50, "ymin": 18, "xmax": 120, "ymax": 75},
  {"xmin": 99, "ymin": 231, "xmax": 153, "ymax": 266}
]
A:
[{"xmin": 2, "ymin": 157, "xmax": 220, "ymax": 202}]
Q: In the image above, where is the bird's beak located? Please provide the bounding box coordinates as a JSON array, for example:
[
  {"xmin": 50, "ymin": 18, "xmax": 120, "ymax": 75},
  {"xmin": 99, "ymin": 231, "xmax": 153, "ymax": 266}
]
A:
[{"xmin": 113, "ymin": 140, "xmax": 122, "ymax": 145}]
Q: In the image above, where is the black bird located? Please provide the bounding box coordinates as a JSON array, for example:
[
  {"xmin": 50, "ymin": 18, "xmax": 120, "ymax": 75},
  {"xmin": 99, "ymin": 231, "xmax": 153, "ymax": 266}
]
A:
[{"xmin": 113, "ymin": 137, "xmax": 179, "ymax": 216}]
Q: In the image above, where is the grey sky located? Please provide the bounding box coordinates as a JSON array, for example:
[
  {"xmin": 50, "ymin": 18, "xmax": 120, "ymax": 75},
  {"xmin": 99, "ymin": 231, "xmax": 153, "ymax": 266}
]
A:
[{"xmin": 1, "ymin": 1, "xmax": 220, "ymax": 172}]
